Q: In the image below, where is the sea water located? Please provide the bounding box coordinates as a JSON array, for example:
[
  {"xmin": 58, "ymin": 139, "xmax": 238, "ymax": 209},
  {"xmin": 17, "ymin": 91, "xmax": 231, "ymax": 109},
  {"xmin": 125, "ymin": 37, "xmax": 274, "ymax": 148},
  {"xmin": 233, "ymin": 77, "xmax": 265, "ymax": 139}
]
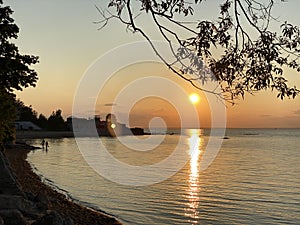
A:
[{"xmin": 27, "ymin": 129, "xmax": 300, "ymax": 224}]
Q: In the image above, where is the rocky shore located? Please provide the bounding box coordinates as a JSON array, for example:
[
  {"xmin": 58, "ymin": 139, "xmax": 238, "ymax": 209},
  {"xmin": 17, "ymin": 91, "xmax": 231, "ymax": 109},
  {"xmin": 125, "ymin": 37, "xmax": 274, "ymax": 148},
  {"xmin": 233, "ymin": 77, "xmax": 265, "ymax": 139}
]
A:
[{"xmin": 0, "ymin": 144, "xmax": 122, "ymax": 225}]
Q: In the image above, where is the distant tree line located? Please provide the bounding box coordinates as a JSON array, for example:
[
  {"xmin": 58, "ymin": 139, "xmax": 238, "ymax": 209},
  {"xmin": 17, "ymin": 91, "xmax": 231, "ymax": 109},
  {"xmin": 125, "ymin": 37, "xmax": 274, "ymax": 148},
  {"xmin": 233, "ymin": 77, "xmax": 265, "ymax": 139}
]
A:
[{"xmin": 15, "ymin": 100, "xmax": 69, "ymax": 131}]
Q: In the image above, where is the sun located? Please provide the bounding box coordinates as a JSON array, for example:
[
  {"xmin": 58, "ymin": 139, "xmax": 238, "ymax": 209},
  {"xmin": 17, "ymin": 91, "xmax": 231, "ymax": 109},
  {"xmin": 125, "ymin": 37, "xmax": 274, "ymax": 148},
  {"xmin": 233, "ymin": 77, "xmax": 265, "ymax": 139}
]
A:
[{"xmin": 189, "ymin": 93, "xmax": 200, "ymax": 104}]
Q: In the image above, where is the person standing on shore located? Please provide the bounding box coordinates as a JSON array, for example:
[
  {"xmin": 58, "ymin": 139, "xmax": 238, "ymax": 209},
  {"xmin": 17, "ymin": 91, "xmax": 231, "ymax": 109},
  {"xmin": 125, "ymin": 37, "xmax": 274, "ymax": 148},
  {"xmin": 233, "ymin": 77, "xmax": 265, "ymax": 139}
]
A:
[
  {"xmin": 41, "ymin": 139, "xmax": 45, "ymax": 149},
  {"xmin": 45, "ymin": 141, "xmax": 49, "ymax": 151}
]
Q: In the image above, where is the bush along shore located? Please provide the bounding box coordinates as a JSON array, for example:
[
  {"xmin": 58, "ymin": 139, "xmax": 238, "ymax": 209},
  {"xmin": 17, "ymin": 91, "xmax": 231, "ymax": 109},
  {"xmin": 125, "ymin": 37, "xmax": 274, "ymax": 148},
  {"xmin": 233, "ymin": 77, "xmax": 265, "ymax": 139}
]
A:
[{"xmin": 0, "ymin": 143, "xmax": 122, "ymax": 225}]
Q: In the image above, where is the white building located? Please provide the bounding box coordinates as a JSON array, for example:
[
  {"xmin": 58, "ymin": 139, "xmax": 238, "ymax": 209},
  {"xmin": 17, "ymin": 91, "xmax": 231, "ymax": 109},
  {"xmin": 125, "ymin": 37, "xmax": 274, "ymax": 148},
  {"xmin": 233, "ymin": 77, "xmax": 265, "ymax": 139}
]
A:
[{"xmin": 15, "ymin": 121, "xmax": 41, "ymax": 131}]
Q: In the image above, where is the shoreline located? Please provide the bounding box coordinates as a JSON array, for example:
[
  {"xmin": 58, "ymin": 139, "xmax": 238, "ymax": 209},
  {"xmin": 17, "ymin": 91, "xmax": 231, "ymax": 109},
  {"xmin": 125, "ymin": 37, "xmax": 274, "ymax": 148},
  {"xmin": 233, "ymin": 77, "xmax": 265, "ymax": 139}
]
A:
[
  {"xmin": 2, "ymin": 144, "xmax": 122, "ymax": 225},
  {"xmin": 16, "ymin": 131, "xmax": 74, "ymax": 139}
]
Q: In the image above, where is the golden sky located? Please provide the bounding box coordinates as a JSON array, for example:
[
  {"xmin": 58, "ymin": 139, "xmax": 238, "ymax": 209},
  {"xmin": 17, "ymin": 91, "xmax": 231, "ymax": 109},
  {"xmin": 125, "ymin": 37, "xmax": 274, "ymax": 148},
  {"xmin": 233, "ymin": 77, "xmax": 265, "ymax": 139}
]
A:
[{"xmin": 6, "ymin": 0, "xmax": 300, "ymax": 128}]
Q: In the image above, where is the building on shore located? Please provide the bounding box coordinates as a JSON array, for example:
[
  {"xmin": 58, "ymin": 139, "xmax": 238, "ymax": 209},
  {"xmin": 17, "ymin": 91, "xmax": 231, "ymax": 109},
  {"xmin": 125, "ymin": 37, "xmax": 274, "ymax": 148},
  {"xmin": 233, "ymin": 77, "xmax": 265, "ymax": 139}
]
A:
[
  {"xmin": 67, "ymin": 114, "xmax": 145, "ymax": 137},
  {"xmin": 15, "ymin": 121, "xmax": 41, "ymax": 131}
]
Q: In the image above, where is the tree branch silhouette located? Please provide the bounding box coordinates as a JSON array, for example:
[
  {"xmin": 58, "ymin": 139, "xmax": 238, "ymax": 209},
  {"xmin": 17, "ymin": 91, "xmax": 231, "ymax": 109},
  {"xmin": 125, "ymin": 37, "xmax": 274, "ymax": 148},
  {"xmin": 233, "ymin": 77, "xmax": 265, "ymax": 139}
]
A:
[{"xmin": 97, "ymin": 0, "xmax": 300, "ymax": 102}]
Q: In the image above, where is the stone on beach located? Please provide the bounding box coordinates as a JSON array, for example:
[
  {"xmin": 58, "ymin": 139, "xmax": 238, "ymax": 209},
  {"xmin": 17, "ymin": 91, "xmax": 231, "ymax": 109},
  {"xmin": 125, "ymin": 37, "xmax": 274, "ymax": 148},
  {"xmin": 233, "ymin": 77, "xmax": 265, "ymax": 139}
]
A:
[
  {"xmin": 32, "ymin": 210, "xmax": 74, "ymax": 225},
  {"xmin": 0, "ymin": 151, "xmax": 23, "ymax": 196},
  {"xmin": 0, "ymin": 209, "xmax": 27, "ymax": 225},
  {"xmin": 0, "ymin": 194, "xmax": 38, "ymax": 215}
]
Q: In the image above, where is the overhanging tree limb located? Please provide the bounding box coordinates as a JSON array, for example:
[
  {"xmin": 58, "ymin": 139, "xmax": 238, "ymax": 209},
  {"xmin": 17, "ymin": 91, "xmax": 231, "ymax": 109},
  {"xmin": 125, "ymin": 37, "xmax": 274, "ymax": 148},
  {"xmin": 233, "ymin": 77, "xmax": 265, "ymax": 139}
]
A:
[{"xmin": 97, "ymin": 0, "xmax": 300, "ymax": 102}]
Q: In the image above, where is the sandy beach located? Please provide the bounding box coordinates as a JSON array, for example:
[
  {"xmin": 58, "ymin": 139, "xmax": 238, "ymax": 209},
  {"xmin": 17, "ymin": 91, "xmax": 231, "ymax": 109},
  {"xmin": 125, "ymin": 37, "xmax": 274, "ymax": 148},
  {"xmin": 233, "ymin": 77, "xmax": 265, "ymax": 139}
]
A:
[{"xmin": 2, "ymin": 144, "xmax": 122, "ymax": 225}]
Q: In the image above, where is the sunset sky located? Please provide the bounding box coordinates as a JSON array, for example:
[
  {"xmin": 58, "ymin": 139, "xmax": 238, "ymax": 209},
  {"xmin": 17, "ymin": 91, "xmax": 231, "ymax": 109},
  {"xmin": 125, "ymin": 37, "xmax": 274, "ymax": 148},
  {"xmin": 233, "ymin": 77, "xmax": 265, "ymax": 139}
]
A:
[{"xmin": 5, "ymin": 0, "xmax": 300, "ymax": 128}]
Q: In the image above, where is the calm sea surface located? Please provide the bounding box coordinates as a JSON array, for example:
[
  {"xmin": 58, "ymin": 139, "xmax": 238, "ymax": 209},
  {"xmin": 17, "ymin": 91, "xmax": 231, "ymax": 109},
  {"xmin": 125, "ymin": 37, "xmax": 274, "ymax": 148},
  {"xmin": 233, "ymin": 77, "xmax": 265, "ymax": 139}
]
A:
[{"xmin": 27, "ymin": 129, "xmax": 300, "ymax": 224}]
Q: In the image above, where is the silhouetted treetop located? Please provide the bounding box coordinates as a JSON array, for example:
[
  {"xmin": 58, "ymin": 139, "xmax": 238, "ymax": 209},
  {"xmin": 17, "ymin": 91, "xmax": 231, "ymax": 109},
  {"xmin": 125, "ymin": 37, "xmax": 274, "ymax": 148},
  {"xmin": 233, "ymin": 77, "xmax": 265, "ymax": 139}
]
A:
[
  {"xmin": 0, "ymin": 0, "xmax": 38, "ymax": 92},
  {"xmin": 99, "ymin": 0, "xmax": 300, "ymax": 102},
  {"xmin": 47, "ymin": 109, "xmax": 67, "ymax": 131}
]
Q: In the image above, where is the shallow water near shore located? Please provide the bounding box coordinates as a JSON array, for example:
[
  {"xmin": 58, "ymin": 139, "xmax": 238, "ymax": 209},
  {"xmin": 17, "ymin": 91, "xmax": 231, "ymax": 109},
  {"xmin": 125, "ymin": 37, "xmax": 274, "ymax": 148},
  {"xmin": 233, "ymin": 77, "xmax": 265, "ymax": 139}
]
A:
[{"xmin": 27, "ymin": 129, "xmax": 300, "ymax": 224}]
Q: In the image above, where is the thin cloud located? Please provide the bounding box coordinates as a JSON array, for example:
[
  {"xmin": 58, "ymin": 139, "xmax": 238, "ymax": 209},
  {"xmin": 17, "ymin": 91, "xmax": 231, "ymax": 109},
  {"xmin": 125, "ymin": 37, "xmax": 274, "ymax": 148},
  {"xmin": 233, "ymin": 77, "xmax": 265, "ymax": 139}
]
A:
[
  {"xmin": 294, "ymin": 109, "xmax": 300, "ymax": 115},
  {"xmin": 261, "ymin": 114, "xmax": 271, "ymax": 117},
  {"xmin": 104, "ymin": 103, "xmax": 117, "ymax": 107}
]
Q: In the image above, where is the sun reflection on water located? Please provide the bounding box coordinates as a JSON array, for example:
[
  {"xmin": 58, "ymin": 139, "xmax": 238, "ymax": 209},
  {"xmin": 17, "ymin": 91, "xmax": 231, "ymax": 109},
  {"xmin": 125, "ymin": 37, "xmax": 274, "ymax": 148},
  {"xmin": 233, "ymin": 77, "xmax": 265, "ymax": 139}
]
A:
[{"xmin": 185, "ymin": 129, "xmax": 202, "ymax": 223}]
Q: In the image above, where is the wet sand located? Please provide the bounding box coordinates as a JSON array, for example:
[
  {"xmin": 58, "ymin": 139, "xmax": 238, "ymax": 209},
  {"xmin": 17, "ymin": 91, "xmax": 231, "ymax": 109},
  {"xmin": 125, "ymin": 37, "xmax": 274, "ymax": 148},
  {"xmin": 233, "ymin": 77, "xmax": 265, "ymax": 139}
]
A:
[{"xmin": 3, "ymin": 146, "xmax": 122, "ymax": 225}]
